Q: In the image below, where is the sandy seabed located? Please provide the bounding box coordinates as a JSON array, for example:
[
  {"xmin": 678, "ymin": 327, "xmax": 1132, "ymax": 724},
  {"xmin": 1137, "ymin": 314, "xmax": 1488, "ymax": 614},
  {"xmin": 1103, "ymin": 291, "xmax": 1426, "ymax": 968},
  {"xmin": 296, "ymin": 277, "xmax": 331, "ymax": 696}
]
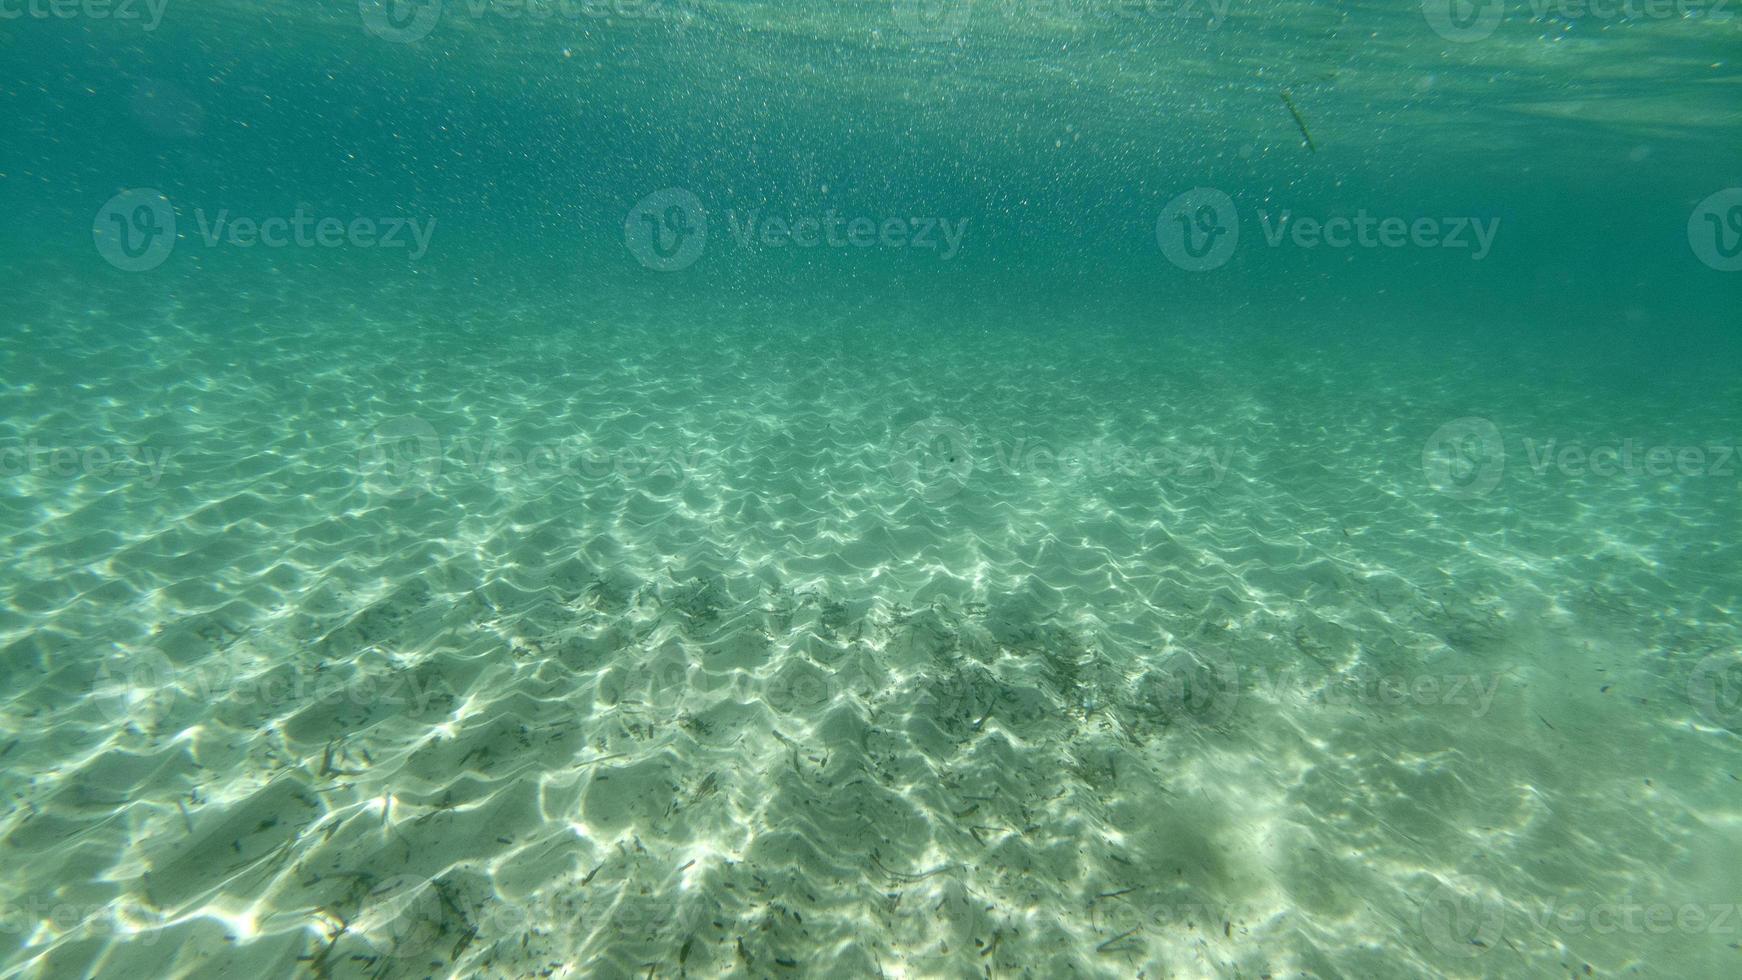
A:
[{"xmin": 2, "ymin": 289, "xmax": 1739, "ymax": 979}]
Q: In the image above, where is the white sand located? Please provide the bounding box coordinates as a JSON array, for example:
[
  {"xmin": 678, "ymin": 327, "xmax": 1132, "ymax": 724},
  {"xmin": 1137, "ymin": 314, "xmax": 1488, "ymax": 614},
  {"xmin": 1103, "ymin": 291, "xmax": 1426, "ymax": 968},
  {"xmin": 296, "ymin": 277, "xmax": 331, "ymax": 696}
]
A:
[{"xmin": 2, "ymin": 289, "xmax": 1739, "ymax": 978}]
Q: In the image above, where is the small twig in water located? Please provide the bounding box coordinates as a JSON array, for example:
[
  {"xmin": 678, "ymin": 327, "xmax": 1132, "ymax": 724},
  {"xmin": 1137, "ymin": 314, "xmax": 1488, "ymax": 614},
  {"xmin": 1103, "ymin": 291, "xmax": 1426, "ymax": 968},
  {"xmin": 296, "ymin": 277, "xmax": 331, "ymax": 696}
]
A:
[
  {"xmin": 1280, "ymin": 89, "xmax": 1317, "ymax": 153},
  {"xmin": 1097, "ymin": 927, "xmax": 1140, "ymax": 953}
]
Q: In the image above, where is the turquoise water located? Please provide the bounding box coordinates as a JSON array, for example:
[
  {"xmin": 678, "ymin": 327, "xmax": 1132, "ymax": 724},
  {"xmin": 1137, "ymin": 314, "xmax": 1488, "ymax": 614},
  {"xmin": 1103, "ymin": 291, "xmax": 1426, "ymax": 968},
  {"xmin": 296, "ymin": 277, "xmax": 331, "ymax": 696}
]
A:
[{"xmin": 2, "ymin": 2, "xmax": 1741, "ymax": 977}]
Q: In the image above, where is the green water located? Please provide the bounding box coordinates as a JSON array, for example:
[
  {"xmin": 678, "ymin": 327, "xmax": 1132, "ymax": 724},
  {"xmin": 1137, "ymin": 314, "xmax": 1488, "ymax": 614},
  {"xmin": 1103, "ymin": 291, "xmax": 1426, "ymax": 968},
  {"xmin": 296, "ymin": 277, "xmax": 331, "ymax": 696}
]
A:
[{"xmin": 2, "ymin": 2, "xmax": 1740, "ymax": 978}]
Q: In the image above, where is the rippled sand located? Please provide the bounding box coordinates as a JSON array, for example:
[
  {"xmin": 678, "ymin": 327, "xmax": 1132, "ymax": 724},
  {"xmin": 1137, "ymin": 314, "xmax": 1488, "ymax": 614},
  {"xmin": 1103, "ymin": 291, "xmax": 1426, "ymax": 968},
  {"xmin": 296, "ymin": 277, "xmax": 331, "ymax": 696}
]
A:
[{"xmin": 2, "ymin": 281, "xmax": 1739, "ymax": 978}]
